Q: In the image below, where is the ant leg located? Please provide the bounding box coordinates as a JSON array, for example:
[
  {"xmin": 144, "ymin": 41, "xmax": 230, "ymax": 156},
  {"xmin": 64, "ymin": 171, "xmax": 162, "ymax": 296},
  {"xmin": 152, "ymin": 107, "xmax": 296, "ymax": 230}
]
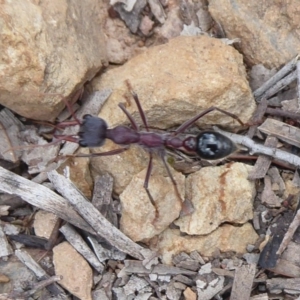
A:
[
  {"xmin": 118, "ymin": 103, "xmax": 138, "ymax": 131},
  {"xmin": 158, "ymin": 150, "xmax": 180, "ymax": 200},
  {"xmin": 143, "ymin": 153, "xmax": 160, "ymax": 220},
  {"xmin": 61, "ymin": 88, "xmax": 83, "ymax": 125},
  {"xmin": 125, "ymin": 80, "xmax": 149, "ymax": 131},
  {"xmin": 174, "ymin": 106, "xmax": 245, "ymax": 135},
  {"xmin": 158, "ymin": 151, "xmax": 194, "ymax": 216}
]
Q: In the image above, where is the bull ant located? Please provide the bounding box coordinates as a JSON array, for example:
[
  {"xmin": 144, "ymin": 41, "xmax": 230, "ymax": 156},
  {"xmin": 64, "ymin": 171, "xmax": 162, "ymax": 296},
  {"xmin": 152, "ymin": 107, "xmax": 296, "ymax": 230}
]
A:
[{"xmin": 52, "ymin": 81, "xmax": 244, "ymax": 217}]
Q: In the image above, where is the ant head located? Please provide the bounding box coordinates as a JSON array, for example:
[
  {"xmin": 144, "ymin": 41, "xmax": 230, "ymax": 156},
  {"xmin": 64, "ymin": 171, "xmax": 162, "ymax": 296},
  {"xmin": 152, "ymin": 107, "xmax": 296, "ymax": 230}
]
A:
[
  {"xmin": 196, "ymin": 131, "xmax": 237, "ymax": 160},
  {"xmin": 78, "ymin": 115, "xmax": 108, "ymax": 147}
]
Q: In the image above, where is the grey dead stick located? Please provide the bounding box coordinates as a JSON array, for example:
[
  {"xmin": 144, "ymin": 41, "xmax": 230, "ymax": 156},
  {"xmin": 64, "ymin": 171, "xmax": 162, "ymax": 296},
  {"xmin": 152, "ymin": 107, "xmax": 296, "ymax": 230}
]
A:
[
  {"xmin": 0, "ymin": 166, "xmax": 94, "ymax": 234},
  {"xmin": 47, "ymin": 170, "xmax": 154, "ymax": 261},
  {"xmin": 253, "ymin": 55, "xmax": 299, "ymax": 100}
]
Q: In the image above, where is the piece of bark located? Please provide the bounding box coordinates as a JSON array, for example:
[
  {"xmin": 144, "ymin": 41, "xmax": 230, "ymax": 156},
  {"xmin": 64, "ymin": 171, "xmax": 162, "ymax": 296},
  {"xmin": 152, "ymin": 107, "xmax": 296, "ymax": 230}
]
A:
[
  {"xmin": 267, "ymin": 167, "xmax": 285, "ymax": 195},
  {"xmin": 266, "ymin": 107, "xmax": 300, "ymax": 121},
  {"xmin": 253, "ymin": 55, "xmax": 299, "ymax": 99},
  {"xmin": 280, "ymin": 241, "xmax": 300, "ymax": 266},
  {"xmin": 261, "ymin": 176, "xmax": 282, "ymax": 207},
  {"xmin": 59, "ymin": 224, "xmax": 104, "ymax": 273},
  {"xmin": 230, "ymin": 264, "xmax": 256, "ymax": 300},
  {"xmin": 197, "ymin": 275, "xmax": 225, "ymax": 300},
  {"xmin": 248, "ymin": 136, "xmax": 278, "ymax": 180},
  {"xmin": 277, "ymin": 209, "xmax": 300, "ymax": 256},
  {"xmin": 92, "ymin": 173, "xmax": 118, "ymax": 226},
  {"xmin": 0, "ymin": 225, "xmax": 13, "ymax": 257},
  {"xmin": 212, "ymin": 268, "xmax": 235, "ymax": 278},
  {"xmin": 0, "ymin": 166, "xmax": 95, "ymax": 234},
  {"xmin": 9, "ymin": 234, "xmax": 48, "ymax": 249},
  {"xmin": 87, "ymin": 236, "xmax": 126, "ymax": 262},
  {"xmin": 176, "ymin": 260, "xmax": 200, "ymax": 272},
  {"xmin": 0, "ymin": 108, "xmax": 24, "ymax": 163},
  {"xmin": 47, "ymin": 170, "xmax": 154, "ymax": 261},
  {"xmin": 261, "ymin": 70, "xmax": 297, "ymax": 100},
  {"xmin": 22, "ymin": 276, "xmax": 63, "ymax": 299},
  {"xmin": 258, "ymin": 118, "xmax": 300, "ymax": 148},
  {"xmin": 173, "ymin": 274, "xmax": 194, "ymax": 286},
  {"xmin": 122, "ymin": 260, "xmax": 197, "ymax": 276},
  {"xmin": 266, "ymin": 277, "xmax": 300, "ymax": 293},
  {"xmin": 15, "ymin": 249, "xmax": 65, "ymax": 296},
  {"xmin": 189, "ymin": 250, "xmax": 205, "ymax": 264},
  {"xmin": 0, "ymin": 194, "xmax": 26, "ymax": 209},
  {"xmin": 20, "ymin": 127, "xmax": 60, "ymax": 174},
  {"xmin": 269, "ymin": 258, "xmax": 300, "ymax": 277}
]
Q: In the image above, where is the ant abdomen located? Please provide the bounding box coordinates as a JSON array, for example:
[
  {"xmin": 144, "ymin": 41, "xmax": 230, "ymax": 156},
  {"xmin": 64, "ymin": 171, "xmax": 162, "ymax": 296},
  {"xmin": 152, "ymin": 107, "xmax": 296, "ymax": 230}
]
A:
[
  {"xmin": 78, "ymin": 114, "xmax": 108, "ymax": 147},
  {"xmin": 196, "ymin": 131, "xmax": 237, "ymax": 160}
]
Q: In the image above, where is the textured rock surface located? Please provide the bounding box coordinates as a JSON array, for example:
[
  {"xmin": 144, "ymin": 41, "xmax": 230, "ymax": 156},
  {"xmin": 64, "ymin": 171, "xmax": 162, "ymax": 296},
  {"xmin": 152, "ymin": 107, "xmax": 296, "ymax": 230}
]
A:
[
  {"xmin": 33, "ymin": 211, "xmax": 58, "ymax": 239},
  {"xmin": 209, "ymin": 0, "xmax": 300, "ymax": 68},
  {"xmin": 53, "ymin": 242, "xmax": 93, "ymax": 300},
  {"xmin": 150, "ymin": 223, "xmax": 258, "ymax": 265},
  {"xmin": 175, "ymin": 162, "xmax": 255, "ymax": 235},
  {"xmin": 93, "ymin": 35, "xmax": 255, "ymax": 130},
  {"xmin": 0, "ymin": 0, "xmax": 107, "ymax": 120},
  {"xmin": 120, "ymin": 164, "xmax": 185, "ymax": 241}
]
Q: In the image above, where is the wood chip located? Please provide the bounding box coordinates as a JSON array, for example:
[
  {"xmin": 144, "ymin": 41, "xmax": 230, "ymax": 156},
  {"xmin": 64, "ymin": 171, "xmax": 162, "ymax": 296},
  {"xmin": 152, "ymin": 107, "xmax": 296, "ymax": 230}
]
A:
[
  {"xmin": 0, "ymin": 108, "xmax": 24, "ymax": 163},
  {"xmin": 261, "ymin": 175, "xmax": 282, "ymax": 207},
  {"xmin": 92, "ymin": 173, "xmax": 118, "ymax": 227},
  {"xmin": 248, "ymin": 136, "xmax": 278, "ymax": 180},
  {"xmin": 269, "ymin": 258, "xmax": 300, "ymax": 277},
  {"xmin": 267, "ymin": 277, "xmax": 300, "ymax": 294},
  {"xmin": 253, "ymin": 55, "xmax": 298, "ymax": 100},
  {"xmin": 0, "ymin": 224, "xmax": 13, "ymax": 257},
  {"xmin": 15, "ymin": 249, "xmax": 65, "ymax": 296},
  {"xmin": 88, "ymin": 236, "xmax": 126, "ymax": 262},
  {"xmin": 59, "ymin": 223, "xmax": 105, "ymax": 273},
  {"xmin": 123, "ymin": 260, "xmax": 197, "ymax": 276},
  {"xmin": 258, "ymin": 118, "xmax": 300, "ymax": 148},
  {"xmin": 230, "ymin": 264, "xmax": 256, "ymax": 300}
]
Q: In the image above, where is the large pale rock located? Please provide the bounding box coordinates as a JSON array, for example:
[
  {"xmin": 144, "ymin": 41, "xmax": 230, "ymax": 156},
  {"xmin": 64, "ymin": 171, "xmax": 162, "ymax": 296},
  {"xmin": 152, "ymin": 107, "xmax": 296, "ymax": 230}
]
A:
[
  {"xmin": 150, "ymin": 224, "xmax": 258, "ymax": 265},
  {"xmin": 0, "ymin": 0, "xmax": 107, "ymax": 121},
  {"xmin": 53, "ymin": 242, "xmax": 93, "ymax": 300},
  {"xmin": 120, "ymin": 164, "xmax": 185, "ymax": 241},
  {"xmin": 209, "ymin": 0, "xmax": 300, "ymax": 68},
  {"xmin": 93, "ymin": 35, "xmax": 255, "ymax": 130},
  {"xmin": 175, "ymin": 162, "xmax": 255, "ymax": 235},
  {"xmin": 91, "ymin": 35, "xmax": 255, "ymax": 193}
]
